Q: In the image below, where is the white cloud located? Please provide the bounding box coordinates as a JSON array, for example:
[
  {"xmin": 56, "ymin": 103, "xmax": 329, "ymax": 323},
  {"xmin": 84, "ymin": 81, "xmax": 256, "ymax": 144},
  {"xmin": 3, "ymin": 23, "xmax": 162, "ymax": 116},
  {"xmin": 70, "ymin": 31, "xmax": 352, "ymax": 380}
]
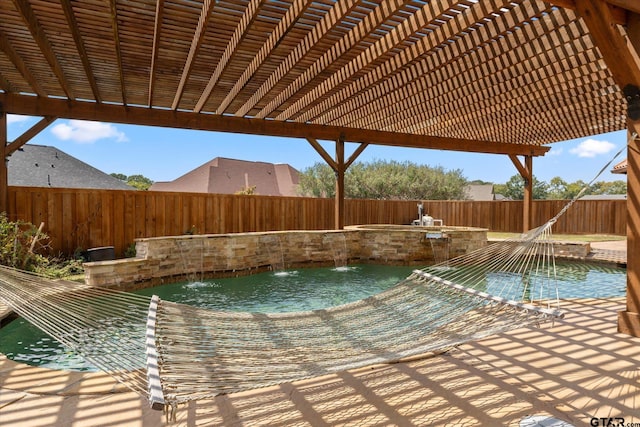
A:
[
  {"xmin": 7, "ymin": 114, "xmax": 30, "ymax": 125},
  {"xmin": 569, "ymin": 138, "xmax": 615, "ymax": 158},
  {"xmin": 51, "ymin": 120, "xmax": 128, "ymax": 144},
  {"xmin": 547, "ymin": 147, "xmax": 563, "ymax": 156}
]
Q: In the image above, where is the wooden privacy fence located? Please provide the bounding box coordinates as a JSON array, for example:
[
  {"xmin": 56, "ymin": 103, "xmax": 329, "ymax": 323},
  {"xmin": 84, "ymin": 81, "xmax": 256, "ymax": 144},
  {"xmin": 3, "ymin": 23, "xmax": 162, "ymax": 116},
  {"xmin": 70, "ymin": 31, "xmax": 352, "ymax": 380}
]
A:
[{"xmin": 8, "ymin": 186, "xmax": 627, "ymax": 257}]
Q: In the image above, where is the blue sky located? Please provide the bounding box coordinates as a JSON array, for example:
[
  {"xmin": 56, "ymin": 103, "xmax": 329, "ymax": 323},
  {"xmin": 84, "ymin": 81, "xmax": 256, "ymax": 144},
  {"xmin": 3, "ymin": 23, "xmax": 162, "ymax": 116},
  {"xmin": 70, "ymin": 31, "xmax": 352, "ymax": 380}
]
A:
[{"xmin": 7, "ymin": 114, "xmax": 627, "ymax": 185}]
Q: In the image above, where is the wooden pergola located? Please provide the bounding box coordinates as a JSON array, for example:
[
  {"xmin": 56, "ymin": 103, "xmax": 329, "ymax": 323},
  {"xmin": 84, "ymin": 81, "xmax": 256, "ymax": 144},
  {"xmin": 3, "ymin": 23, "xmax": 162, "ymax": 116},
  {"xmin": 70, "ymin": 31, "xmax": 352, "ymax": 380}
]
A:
[{"xmin": 0, "ymin": 0, "xmax": 639, "ymax": 335}]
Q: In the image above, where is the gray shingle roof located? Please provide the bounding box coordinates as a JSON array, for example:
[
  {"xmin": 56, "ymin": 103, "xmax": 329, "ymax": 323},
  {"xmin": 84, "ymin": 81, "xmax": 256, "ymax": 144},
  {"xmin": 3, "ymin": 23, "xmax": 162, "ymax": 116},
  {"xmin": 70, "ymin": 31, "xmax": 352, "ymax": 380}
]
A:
[
  {"xmin": 464, "ymin": 184, "xmax": 495, "ymax": 201},
  {"xmin": 8, "ymin": 144, "xmax": 133, "ymax": 190}
]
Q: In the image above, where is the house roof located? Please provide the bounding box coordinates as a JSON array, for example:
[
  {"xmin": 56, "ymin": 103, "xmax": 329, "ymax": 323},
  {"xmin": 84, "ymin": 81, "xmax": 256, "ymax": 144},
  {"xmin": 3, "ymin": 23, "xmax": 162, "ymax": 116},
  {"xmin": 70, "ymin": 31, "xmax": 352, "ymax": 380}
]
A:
[
  {"xmin": 1, "ymin": 1, "xmax": 638, "ymax": 158},
  {"xmin": 8, "ymin": 144, "xmax": 133, "ymax": 190},
  {"xmin": 580, "ymin": 194, "xmax": 626, "ymax": 200},
  {"xmin": 150, "ymin": 157, "xmax": 299, "ymax": 196},
  {"xmin": 611, "ymin": 159, "xmax": 628, "ymax": 174},
  {"xmin": 464, "ymin": 184, "xmax": 495, "ymax": 201}
]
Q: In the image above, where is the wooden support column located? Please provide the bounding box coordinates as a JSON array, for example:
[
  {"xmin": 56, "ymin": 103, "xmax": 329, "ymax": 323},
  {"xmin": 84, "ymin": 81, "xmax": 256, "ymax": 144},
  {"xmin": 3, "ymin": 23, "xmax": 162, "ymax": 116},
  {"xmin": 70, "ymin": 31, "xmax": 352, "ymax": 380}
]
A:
[
  {"xmin": 6, "ymin": 116, "xmax": 55, "ymax": 155},
  {"xmin": 306, "ymin": 137, "xmax": 368, "ymax": 230},
  {"xmin": 620, "ymin": 119, "xmax": 640, "ymax": 336},
  {"xmin": 335, "ymin": 137, "xmax": 345, "ymax": 230},
  {"xmin": 617, "ymin": 10, "xmax": 640, "ymax": 336},
  {"xmin": 0, "ymin": 105, "xmax": 7, "ymax": 215},
  {"xmin": 573, "ymin": 2, "xmax": 640, "ymax": 336},
  {"xmin": 509, "ymin": 154, "xmax": 533, "ymax": 232}
]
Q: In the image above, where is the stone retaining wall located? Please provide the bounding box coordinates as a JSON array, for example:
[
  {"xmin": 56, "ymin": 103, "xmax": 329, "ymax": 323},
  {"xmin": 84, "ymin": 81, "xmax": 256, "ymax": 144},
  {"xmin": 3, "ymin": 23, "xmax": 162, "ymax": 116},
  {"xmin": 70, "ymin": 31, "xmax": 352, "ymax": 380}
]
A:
[{"xmin": 84, "ymin": 226, "xmax": 488, "ymax": 290}]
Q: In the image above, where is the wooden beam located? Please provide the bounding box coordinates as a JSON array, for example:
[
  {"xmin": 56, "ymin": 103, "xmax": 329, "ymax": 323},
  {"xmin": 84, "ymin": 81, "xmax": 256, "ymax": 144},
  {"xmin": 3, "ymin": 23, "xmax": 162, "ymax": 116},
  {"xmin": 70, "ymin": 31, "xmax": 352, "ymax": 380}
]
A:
[
  {"xmin": 255, "ymin": 0, "xmax": 406, "ymax": 120},
  {"xmin": 194, "ymin": 0, "xmax": 263, "ymax": 113},
  {"xmin": 607, "ymin": 0, "xmax": 640, "ymax": 15},
  {"xmin": 345, "ymin": 143, "xmax": 368, "ymax": 169},
  {"xmin": 508, "ymin": 154, "xmax": 529, "ymax": 179},
  {"xmin": 0, "ymin": 73, "xmax": 17, "ymax": 93},
  {"xmin": 306, "ymin": 138, "xmax": 337, "ymax": 171},
  {"xmin": 0, "ymin": 107, "xmax": 7, "ymax": 214},
  {"xmin": 6, "ymin": 116, "xmax": 56, "ymax": 156},
  {"xmin": 0, "ymin": 93, "xmax": 551, "ymax": 157},
  {"xmin": 306, "ymin": 138, "xmax": 368, "ymax": 170},
  {"xmin": 109, "ymin": 0, "xmax": 127, "ymax": 105},
  {"xmin": 234, "ymin": 0, "xmax": 360, "ymax": 117},
  {"xmin": 148, "ymin": 0, "xmax": 165, "ymax": 107},
  {"xmin": 172, "ymin": 0, "xmax": 215, "ymax": 110},
  {"xmin": 323, "ymin": 5, "xmax": 587, "ymax": 136},
  {"xmin": 12, "ymin": 0, "xmax": 74, "ymax": 100},
  {"xmin": 215, "ymin": 0, "xmax": 309, "ymax": 115},
  {"xmin": 277, "ymin": 0, "xmax": 454, "ymax": 121},
  {"xmin": 60, "ymin": 0, "xmax": 101, "ymax": 102},
  {"xmin": 546, "ymin": 0, "xmax": 627, "ymax": 24},
  {"xmin": 0, "ymin": 29, "xmax": 47, "ymax": 97},
  {"xmin": 296, "ymin": 0, "xmax": 509, "ymax": 125},
  {"xmin": 574, "ymin": 0, "xmax": 640, "ymax": 89}
]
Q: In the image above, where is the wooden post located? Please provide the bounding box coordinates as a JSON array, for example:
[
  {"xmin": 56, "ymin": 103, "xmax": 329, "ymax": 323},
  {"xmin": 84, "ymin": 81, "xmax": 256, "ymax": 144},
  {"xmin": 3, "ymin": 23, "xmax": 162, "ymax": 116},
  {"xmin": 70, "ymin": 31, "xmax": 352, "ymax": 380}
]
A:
[
  {"xmin": 617, "ymin": 9, "xmax": 640, "ymax": 337},
  {"xmin": 522, "ymin": 155, "xmax": 533, "ymax": 232},
  {"xmin": 508, "ymin": 154, "xmax": 533, "ymax": 232},
  {"xmin": 306, "ymin": 136, "xmax": 367, "ymax": 230},
  {"xmin": 0, "ymin": 105, "xmax": 7, "ymax": 215},
  {"xmin": 619, "ymin": 119, "xmax": 640, "ymax": 337},
  {"xmin": 335, "ymin": 137, "xmax": 345, "ymax": 230}
]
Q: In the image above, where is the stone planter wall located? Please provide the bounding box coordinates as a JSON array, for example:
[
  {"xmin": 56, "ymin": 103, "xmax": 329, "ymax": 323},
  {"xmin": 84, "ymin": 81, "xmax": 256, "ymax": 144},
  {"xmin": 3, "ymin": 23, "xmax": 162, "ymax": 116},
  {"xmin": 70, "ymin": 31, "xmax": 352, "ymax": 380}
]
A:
[{"xmin": 84, "ymin": 226, "xmax": 488, "ymax": 290}]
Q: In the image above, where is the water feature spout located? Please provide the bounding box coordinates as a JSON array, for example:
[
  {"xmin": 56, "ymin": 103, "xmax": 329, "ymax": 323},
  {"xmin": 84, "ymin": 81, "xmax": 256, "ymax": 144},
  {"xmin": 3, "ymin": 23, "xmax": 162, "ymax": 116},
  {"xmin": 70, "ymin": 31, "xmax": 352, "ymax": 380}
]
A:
[
  {"xmin": 260, "ymin": 234, "xmax": 285, "ymax": 272},
  {"xmin": 172, "ymin": 238, "xmax": 204, "ymax": 282},
  {"xmin": 426, "ymin": 232, "xmax": 450, "ymax": 265},
  {"xmin": 323, "ymin": 233, "xmax": 348, "ymax": 268}
]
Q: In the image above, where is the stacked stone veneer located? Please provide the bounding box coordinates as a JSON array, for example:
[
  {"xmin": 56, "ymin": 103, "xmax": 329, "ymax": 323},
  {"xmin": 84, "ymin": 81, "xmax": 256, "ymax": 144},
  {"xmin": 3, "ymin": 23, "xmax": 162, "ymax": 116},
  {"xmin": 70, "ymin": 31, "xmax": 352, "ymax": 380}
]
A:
[{"xmin": 84, "ymin": 225, "xmax": 488, "ymax": 290}]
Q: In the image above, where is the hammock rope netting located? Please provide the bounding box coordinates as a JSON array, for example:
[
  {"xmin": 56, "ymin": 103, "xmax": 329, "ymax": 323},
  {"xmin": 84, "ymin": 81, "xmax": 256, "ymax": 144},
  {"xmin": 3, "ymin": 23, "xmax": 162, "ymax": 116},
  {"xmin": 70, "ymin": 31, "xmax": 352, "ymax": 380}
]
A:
[{"xmin": 0, "ymin": 220, "xmax": 565, "ymax": 411}]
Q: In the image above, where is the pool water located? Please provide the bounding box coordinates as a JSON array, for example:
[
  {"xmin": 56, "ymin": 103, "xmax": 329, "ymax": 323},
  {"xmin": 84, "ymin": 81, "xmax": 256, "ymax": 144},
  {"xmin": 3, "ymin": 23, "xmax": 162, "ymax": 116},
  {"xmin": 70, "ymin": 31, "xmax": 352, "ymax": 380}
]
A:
[
  {"xmin": 135, "ymin": 264, "xmax": 415, "ymax": 312},
  {"xmin": 0, "ymin": 262, "xmax": 626, "ymax": 371}
]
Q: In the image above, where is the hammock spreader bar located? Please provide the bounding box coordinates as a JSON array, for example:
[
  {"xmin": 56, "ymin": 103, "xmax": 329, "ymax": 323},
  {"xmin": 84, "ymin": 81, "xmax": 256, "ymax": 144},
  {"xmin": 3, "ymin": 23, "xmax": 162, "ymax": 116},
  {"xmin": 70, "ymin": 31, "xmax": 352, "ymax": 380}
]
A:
[
  {"xmin": 145, "ymin": 295, "xmax": 165, "ymax": 410},
  {"xmin": 413, "ymin": 270, "xmax": 565, "ymax": 319}
]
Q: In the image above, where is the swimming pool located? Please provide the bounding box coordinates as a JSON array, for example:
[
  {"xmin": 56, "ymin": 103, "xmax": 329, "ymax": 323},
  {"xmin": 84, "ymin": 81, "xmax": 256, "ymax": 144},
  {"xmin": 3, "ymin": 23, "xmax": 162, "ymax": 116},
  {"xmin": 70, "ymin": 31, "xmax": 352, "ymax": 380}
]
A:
[{"xmin": 0, "ymin": 261, "xmax": 626, "ymax": 371}]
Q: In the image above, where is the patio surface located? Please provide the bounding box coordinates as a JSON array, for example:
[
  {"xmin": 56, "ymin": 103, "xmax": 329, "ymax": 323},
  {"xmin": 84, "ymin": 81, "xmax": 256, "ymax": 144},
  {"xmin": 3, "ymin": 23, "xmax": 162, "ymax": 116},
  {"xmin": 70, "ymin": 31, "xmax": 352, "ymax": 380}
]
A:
[{"xmin": 0, "ymin": 242, "xmax": 636, "ymax": 426}]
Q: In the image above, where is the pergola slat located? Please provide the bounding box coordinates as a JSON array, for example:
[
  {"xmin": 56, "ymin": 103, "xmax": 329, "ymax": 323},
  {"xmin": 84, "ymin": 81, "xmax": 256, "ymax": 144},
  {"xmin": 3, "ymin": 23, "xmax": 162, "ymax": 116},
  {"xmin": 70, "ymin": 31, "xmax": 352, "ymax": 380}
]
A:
[
  {"xmin": 12, "ymin": 0, "xmax": 74, "ymax": 100},
  {"xmin": 0, "ymin": 0, "xmax": 635, "ymax": 181}
]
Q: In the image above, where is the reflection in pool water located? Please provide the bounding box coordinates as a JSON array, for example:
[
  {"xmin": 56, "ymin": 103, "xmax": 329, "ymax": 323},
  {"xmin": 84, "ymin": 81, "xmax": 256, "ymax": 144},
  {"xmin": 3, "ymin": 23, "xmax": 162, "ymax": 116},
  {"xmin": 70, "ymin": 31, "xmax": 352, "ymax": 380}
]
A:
[{"xmin": 0, "ymin": 262, "xmax": 626, "ymax": 371}]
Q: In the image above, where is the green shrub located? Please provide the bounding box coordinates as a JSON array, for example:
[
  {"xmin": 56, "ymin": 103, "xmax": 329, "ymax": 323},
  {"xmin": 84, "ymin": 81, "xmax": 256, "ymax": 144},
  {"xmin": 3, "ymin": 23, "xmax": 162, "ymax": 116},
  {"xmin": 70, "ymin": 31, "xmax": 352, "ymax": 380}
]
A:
[
  {"xmin": 124, "ymin": 242, "xmax": 137, "ymax": 258},
  {"xmin": 0, "ymin": 212, "xmax": 49, "ymax": 271}
]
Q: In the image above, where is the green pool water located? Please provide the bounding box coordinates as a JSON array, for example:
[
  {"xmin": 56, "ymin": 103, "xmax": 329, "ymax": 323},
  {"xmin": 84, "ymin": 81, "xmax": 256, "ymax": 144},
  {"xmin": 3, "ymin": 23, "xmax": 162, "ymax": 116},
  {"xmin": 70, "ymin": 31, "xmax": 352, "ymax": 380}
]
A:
[
  {"xmin": 135, "ymin": 264, "xmax": 415, "ymax": 313},
  {"xmin": 0, "ymin": 262, "xmax": 626, "ymax": 371}
]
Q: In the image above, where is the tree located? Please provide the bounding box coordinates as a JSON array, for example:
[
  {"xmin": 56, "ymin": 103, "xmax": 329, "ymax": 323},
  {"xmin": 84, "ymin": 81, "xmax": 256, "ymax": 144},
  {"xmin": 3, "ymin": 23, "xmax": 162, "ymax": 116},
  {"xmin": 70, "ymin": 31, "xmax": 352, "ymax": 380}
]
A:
[
  {"xmin": 547, "ymin": 177, "xmax": 568, "ymax": 200},
  {"xmin": 297, "ymin": 160, "xmax": 468, "ymax": 200},
  {"xmin": 235, "ymin": 185, "xmax": 257, "ymax": 195},
  {"xmin": 297, "ymin": 163, "xmax": 339, "ymax": 198},
  {"xmin": 110, "ymin": 173, "xmax": 127, "ymax": 181},
  {"xmin": 564, "ymin": 180, "xmax": 589, "ymax": 199},
  {"xmin": 498, "ymin": 175, "xmax": 548, "ymax": 200},
  {"xmin": 590, "ymin": 180, "xmax": 627, "ymax": 195},
  {"xmin": 110, "ymin": 173, "xmax": 154, "ymax": 190},
  {"xmin": 125, "ymin": 174, "xmax": 154, "ymax": 190}
]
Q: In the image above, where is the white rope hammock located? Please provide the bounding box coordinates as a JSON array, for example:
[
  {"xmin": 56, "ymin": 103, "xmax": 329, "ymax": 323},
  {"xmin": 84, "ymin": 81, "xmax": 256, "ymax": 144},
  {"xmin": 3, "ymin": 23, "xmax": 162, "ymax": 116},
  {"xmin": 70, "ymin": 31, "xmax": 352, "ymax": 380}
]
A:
[
  {"xmin": 0, "ymin": 145, "xmax": 627, "ymax": 412},
  {"xmin": 0, "ymin": 222, "xmax": 563, "ymax": 411}
]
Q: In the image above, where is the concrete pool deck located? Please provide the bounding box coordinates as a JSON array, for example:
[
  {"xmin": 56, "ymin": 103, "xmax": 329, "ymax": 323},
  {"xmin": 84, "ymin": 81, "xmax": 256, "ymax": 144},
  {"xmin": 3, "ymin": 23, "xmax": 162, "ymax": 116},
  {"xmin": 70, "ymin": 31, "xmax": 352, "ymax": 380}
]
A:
[{"xmin": 0, "ymin": 241, "xmax": 635, "ymax": 426}]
